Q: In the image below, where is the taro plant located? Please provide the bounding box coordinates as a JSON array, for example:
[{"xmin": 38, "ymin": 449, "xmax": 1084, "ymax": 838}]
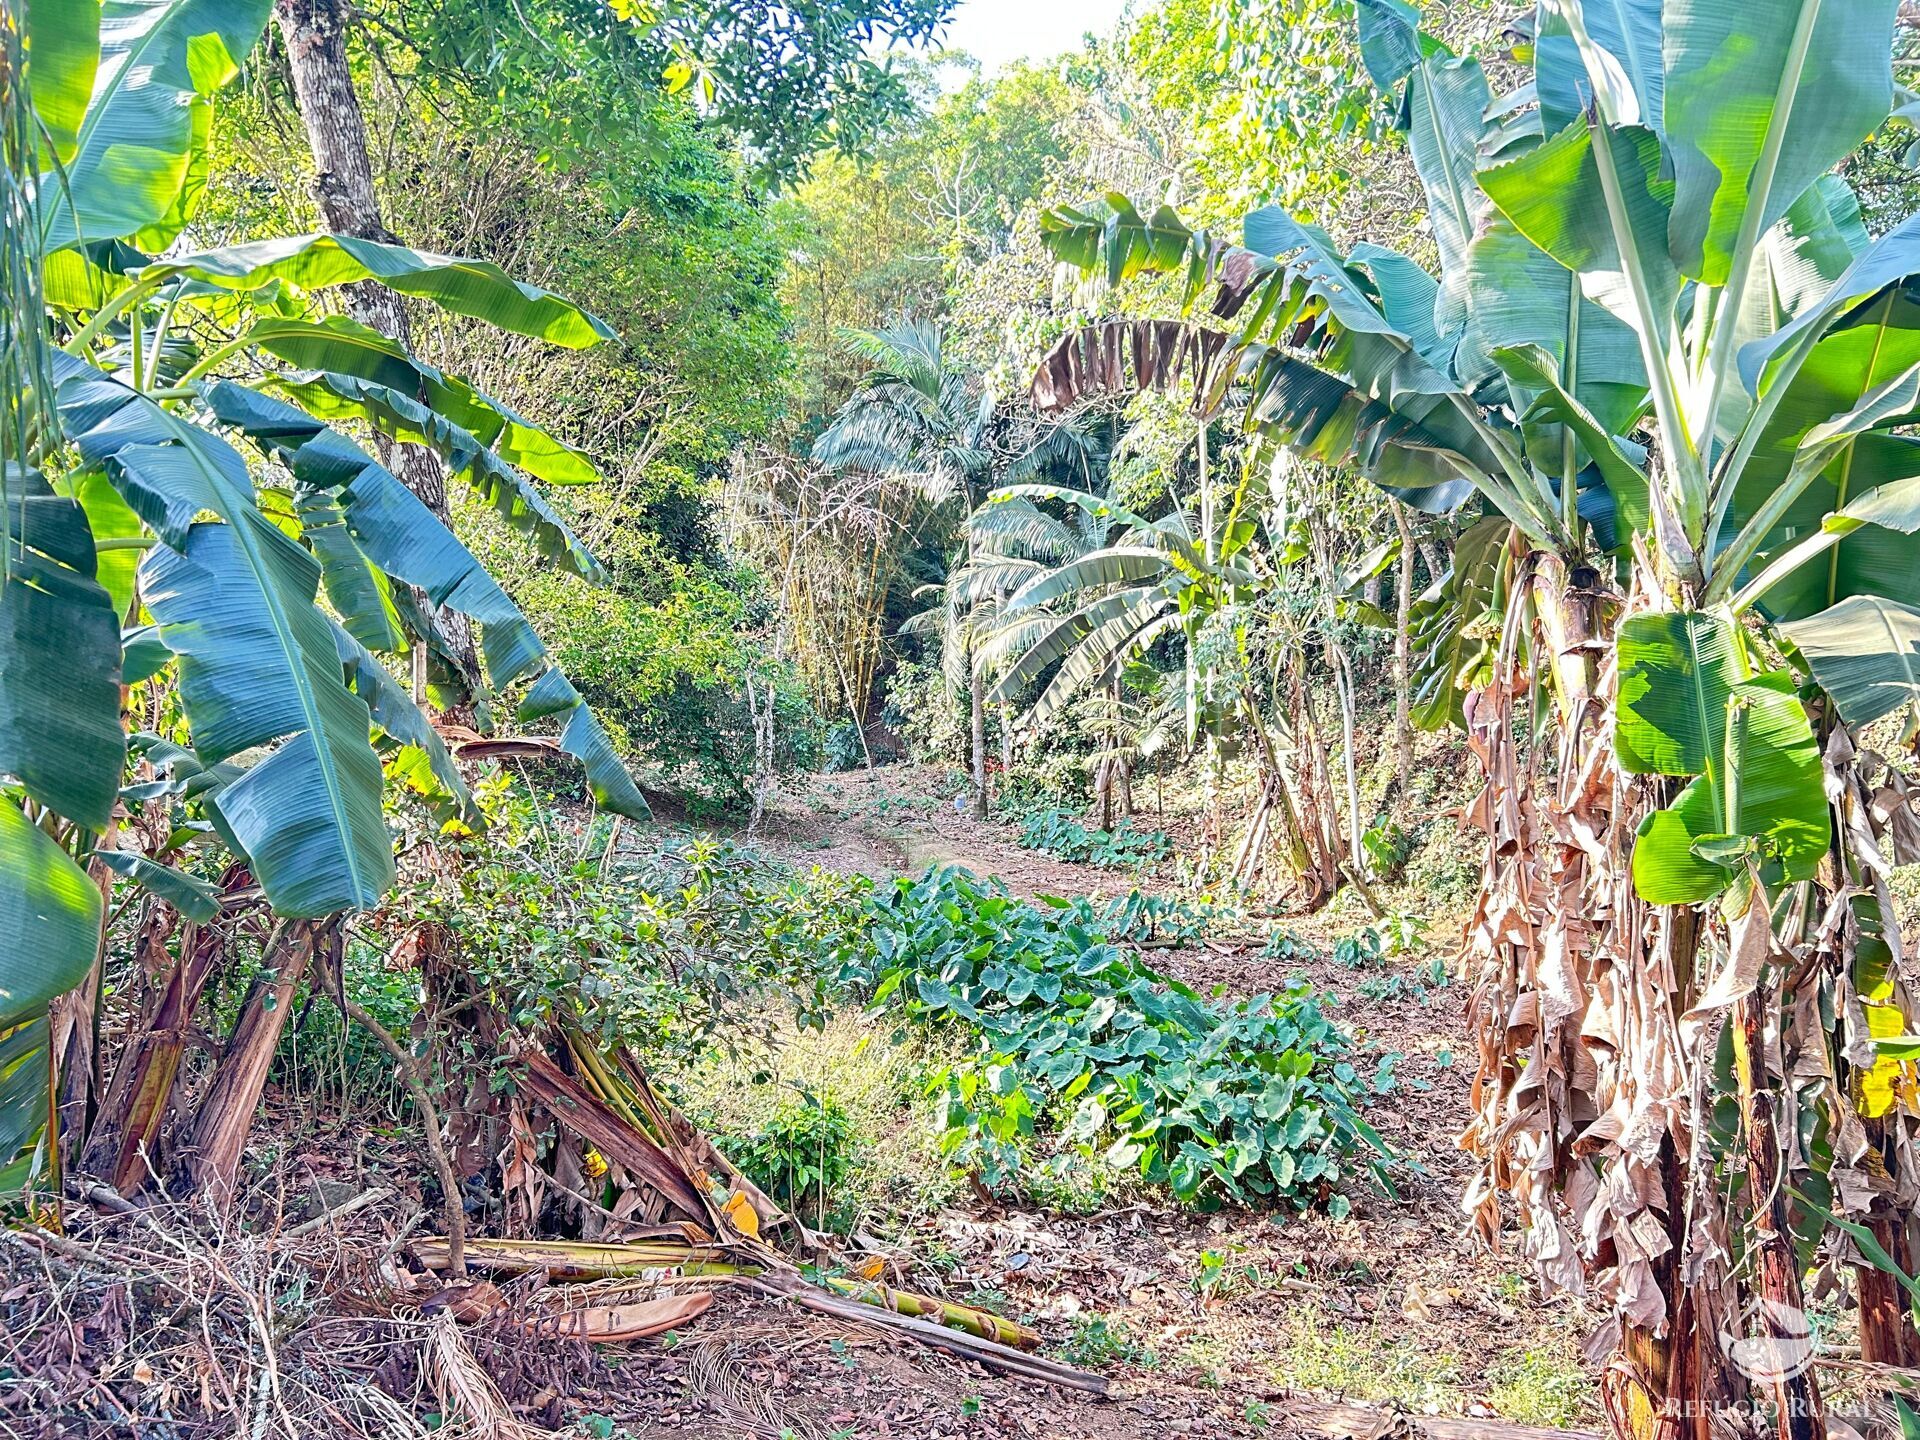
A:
[
  {"xmin": 1035, "ymin": 0, "xmax": 1920, "ymax": 1431},
  {"xmin": 848, "ymin": 866, "xmax": 1392, "ymax": 1210},
  {"xmin": 1, "ymin": 0, "xmax": 644, "ymax": 1199}
]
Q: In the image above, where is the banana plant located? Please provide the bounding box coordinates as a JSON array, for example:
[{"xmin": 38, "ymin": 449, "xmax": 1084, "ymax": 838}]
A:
[
  {"xmin": 0, "ymin": 0, "xmax": 645, "ymax": 1195},
  {"xmin": 1035, "ymin": 0, "xmax": 1920, "ymax": 1430}
]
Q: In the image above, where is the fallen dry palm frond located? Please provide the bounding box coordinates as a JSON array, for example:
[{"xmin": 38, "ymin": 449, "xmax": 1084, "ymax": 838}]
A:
[
  {"xmin": 425, "ymin": 1312, "xmax": 563, "ymax": 1440},
  {"xmin": 683, "ymin": 1329, "xmax": 817, "ymax": 1440}
]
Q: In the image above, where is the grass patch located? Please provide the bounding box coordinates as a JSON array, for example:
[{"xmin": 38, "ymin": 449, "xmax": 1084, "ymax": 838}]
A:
[
  {"xmin": 1275, "ymin": 1315, "xmax": 1464, "ymax": 1411},
  {"xmin": 669, "ymin": 1014, "xmax": 959, "ymax": 1234},
  {"xmin": 1486, "ymin": 1343, "xmax": 1592, "ymax": 1428}
]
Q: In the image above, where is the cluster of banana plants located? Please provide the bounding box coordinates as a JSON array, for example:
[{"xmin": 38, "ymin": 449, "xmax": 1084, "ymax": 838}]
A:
[
  {"xmin": 1031, "ymin": 0, "xmax": 1920, "ymax": 1431},
  {"xmin": 2, "ymin": 0, "xmax": 644, "ymax": 1196}
]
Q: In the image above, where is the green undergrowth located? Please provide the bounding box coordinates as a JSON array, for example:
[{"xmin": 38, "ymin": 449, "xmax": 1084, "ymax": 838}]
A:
[
  {"xmin": 845, "ymin": 866, "xmax": 1397, "ymax": 1210},
  {"xmin": 671, "ymin": 1015, "xmax": 961, "ymax": 1234},
  {"xmin": 1017, "ymin": 807, "xmax": 1173, "ymax": 869}
]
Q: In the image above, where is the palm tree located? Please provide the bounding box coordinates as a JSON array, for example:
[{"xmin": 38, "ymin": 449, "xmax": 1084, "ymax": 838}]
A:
[{"xmin": 813, "ymin": 321, "xmax": 1088, "ymax": 817}]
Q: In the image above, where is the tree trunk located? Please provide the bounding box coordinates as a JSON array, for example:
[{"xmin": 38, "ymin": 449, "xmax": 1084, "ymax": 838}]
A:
[
  {"xmin": 179, "ymin": 918, "xmax": 337, "ymax": 1204},
  {"xmin": 1391, "ymin": 501, "xmax": 1415, "ymax": 789},
  {"xmin": 273, "ymin": 0, "xmax": 480, "ymax": 693},
  {"xmin": 969, "ymin": 647, "xmax": 988, "ymax": 820}
]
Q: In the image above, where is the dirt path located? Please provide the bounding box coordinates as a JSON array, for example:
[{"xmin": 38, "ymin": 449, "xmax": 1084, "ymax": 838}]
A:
[{"xmin": 748, "ymin": 764, "xmax": 1192, "ymax": 900}]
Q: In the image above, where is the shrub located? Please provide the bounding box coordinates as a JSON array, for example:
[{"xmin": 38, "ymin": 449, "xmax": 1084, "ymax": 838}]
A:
[
  {"xmin": 413, "ymin": 787, "xmax": 871, "ymax": 1069},
  {"xmin": 724, "ymin": 1089, "xmax": 857, "ymax": 1214},
  {"xmin": 1017, "ymin": 808, "xmax": 1172, "ymax": 869},
  {"xmin": 846, "ymin": 867, "xmax": 1393, "ymax": 1209}
]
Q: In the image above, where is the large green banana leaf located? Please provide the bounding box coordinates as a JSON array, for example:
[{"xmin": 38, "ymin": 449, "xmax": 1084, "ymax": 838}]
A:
[
  {"xmin": 0, "ymin": 802, "xmax": 102, "ymax": 1190},
  {"xmin": 24, "ymin": 0, "xmax": 100, "ymax": 165},
  {"xmin": 89, "ymin": 848, "xmax": 220, "ymax": 922},
  {"xmin": 333, "ymin": 625, "xmax": 471, "ymax": 814},
  {"xmin": 39, "ymin": 0, "xmax": 273, "ymax": 252},
  {"xmin": 205, "ymin": 382, "xmax": 545, "ymax": 687},
  {"xmin": 142, "ymin": 234, "xmax": 616, "ymax": 347},
  {"xmin": 1480, "ymin": 119, "xmax": 1679, "ymax": 348},
  {"xmin": 986, "ymin": 590, "xmax": 1149, "ymax": 701},
  {"xmin": 267, "ymin": 370, "xmax": 605, "ymax": 582},
  {"xmin": 1781, "ymin": 596, "xmax": 1920, "ymax": 729},
  {"xmin": 514, "ymin": 669, "xmax": 649, "ymax": 820},
  {"xmin": 1037, "ymin": 194, "xmax": 1200, "ymax": 290},
  {"xmin": 54, "ymin": 356, "xmax": 395, "ymax": 915},
  {"xmin": 1616, "ymin": 611, "xmax": 1741, "ymax": 776},
  {"xmin": 141, "ymin": 520, "xmax": 395, "ymax": 916},
  {"xmin": 0, "ymin": 473, "xmax": 125, "ymax": 829},
  {"xmin": 1662, "ymin": 0, "xmax": 1896, "ymax": 286},
  {"xmin": 1616, "ymin": 611, "xmax": 1827, "ymax": 902},
  {"xmin": 296, "ymin": 486, "xmax": 407, "ymax": 654},
  {"xmin": 1739, "ymin": 213, "xmax": 1920, "ymax": 395},
  {"xmin": 246, "ymin": 316, "xmax": 602, "ymax": 484},
  {"xmin": 209, "ymin": 385, "xmax": 646, "ymax": 821},
  {"xmin": 1532, "ymin": 0, "xmax": 1663, "ymax": 135},
  {"xmin": 1631, "ymin": 673, "xmax": 1828, "ymax": 903}
]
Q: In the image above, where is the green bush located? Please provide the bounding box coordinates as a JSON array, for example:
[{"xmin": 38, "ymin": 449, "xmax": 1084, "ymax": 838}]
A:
[
  {"xmin": 846, "ymin": 867, "xmax": 1393, "ymax": 1209},
  {"xmin": 415, "ymin": 785, "xmax": 870, "ymax": 1069},
  {"xmin": 1017, "ymin": 808, "xmax": 1172, "ymax": 869},
  {"xmin": 723, "ymin": 1089, "xmax": 858, "ymax": 1213}
]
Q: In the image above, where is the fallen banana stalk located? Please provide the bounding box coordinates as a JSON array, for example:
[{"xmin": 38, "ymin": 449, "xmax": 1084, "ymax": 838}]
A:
[
  {"xmin": 819, "ymin": 1273, "xmax": 1037, "ymax": 1349},
  {"xmin": 745, "ymin": 1271, "xmax": 1106, "ymax": 1394},
  {"xmin": 415, "ymin": 1235, "xmax": 748, "ymax": 1278},
  {"xmin": 413, "ymin": 1234, "xmax": 1100, "ymax": 1391}
]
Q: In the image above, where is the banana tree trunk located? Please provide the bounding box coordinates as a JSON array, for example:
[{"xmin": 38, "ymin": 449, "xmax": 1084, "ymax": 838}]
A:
[
  {"xmin": 1392, "ymin": 501, "xmax": 1415, "ymax": 788},
  {"xmin": 83, "ymin": 904, "xmax": 225, "ymax": 1192},
  {"xmin": 179, "ymin": 917, "xmax": 337, "ymax": 1204}
]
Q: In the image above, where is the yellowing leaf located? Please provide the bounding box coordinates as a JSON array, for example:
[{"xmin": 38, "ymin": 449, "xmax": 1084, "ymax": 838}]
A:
[{"xmin": 723, "ymin": 1189, "xmax": 760, "ymax": 1238}]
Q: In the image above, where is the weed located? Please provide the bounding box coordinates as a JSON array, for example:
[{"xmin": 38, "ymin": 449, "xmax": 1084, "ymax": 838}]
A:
[
  {"xmin": 1485, "ymin": 1345, "xmax": 1592, "ymax": 1428},
  {"xmin": 1193, "ymin": 1247, "xmax": 1263, "ymax": 1299},
  {"xmin": 1055, "ymin": 1314, "xmax": 1154, "ymax": 1368},
  {"xmin": 1277, "ymin": 1316, "xmax": 1463, "ymax": 1411}
]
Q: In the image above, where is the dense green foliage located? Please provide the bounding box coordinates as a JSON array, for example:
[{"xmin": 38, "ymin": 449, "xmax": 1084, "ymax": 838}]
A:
[
  {"xmin": 848, "ymin": 868, "xmax": 1392, "ymax": 1208},
  {"xmin": 1017, "ymin": 807, "xmax": 1172, "ymax": 869}
]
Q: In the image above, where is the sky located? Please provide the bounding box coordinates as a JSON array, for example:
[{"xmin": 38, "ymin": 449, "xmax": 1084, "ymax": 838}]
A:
[{"xmin": 932, "ymin": 0, "xmax": 1132, "ymax": 75}]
